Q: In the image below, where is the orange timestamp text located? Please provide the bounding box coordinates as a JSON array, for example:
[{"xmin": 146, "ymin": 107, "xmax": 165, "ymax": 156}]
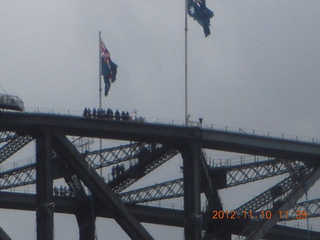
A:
[{"xmin": 212, "ymin": 210, "xmax": 308, "ymax": 220}]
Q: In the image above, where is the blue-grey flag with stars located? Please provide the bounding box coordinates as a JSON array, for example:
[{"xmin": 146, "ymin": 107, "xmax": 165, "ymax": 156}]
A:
[{"xmin": 188, "ymin": 0, "xmax": 214, "ymax": 37}]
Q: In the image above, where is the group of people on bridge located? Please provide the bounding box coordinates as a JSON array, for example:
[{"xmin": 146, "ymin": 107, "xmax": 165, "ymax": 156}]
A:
[
  {"xmin": 53, "ymin": 186, "xmax": 73, "ymax": 197},
  {"xmin": 83, "ymin": 107, "xmax": 131, "ymax": 121},
  {"xmin": 111, "ymin": 164, "xmax": 125, "ymax": 179}
]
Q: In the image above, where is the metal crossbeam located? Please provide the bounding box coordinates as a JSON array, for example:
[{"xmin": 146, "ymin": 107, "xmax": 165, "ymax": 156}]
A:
[
  {"xmin": 109, "ymin": 146, "xmax": 179, "ymax": 193},
  {"xmin": 120, "ymin": 178, "xmax": 183, "ymax": 203},
  {"xmin": 279, "ymin": 198, "xmax": 320, "ymax": 221},
  {"xmin": 244, "ymin": 166, "xmax": 320, "ymax": 240},
  {"xmin": 3, "ymin": 112, "xmax": 320, "ymax": 160},
  {"xmin": 52, "ymin": 154, "xmax": 88, "ymax": 202},
  {"xmin": 85, "ymin": 142, "xmax": 161, "ymax": 169},
  {"xmin": 0, "ymin": 164, "xmax": 36, "ymax": 190},
  {"xmin": 200, "ymin": 151, "xmax": 222, "ymax": 209},
  {"xmin": 0, "ymin": 135, "xmax": 33, "ymax": 163},
  {"xmin": 0, "ymin": 142, "xmax": 156, "ymax": 190},
  {"xmin": 0, "ymin": 226, "xmax": 12, "ymax": 240},
  {"xmin": 235, "ymin": 167, "xmax": 313, "ymax": 215},
  {"xmin": 119, "ymin": 159, "xmax": 305, "ymax": 204},
  {"xmin": 233, "ymin": 164, "xmax": 315, "ymax": 239},
  {"xmin": 0, "ymin": 131, "xmax": 17, "ymax": 143},
  {"xmin": 225, "ymin": 159, "xmax": 306, "ymax": 187},
  {"xmin": 199, "ymin": 151, "xmax": 226, "ymax": 239},
  {"xmin": 52, "ymin": 132, "xmax": 154, "ymax": 240},
  {"xmin": 0, "ymin": 191, "xmax": 320, "ymax": 240}
]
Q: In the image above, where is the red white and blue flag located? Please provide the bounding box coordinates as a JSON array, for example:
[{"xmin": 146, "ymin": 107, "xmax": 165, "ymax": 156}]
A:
[{"xmin": 100, "ymin": 38, "xmax": 117, "ymax": 96}]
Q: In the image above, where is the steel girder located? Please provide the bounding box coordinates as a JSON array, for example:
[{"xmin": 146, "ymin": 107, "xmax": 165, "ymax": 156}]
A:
[
  {"xmin": 224, "ymin": 158, "xmax": 306, "ymax": 187},
  {"xmin": 234, "ymin": 164, "xmax": 320, "ymax": 240},
  {"xmin": 181, "ymin": 141, "xmax": 202, "ymax": 240},
  {"xmin": 3, "ymin": 112, "xmax": 320, "ymax": 161},
  {"xmin": 1, "ymin": 113, "xmax": 320, "ymax": 239},
  {"xmin": 0, "ymin": 155, "xmax": 305, "ymax": 194},
  {"xmin": 108, "ymin": 146, "xmax": 179, "ymax": 193},
  {"xmin": 0, "ymin": 142, "xmax": 169, "ymax": 190},
  {"xmin": 235, "ymin": 167, "xmax": 314, "ymax": 215},
  {"xmin": 0, "ymin": 164, "xmax": 36, "ymax": 190},
  {"xmin": 199, "ymin": 150, "xmax": 225, "ymax": 239},
  {"xmin": 51, "ymin": 132, "xmax": 154, "ymax": 240},
  {"xmin": 1, "ymin": 191, "xmax": 320, "ymax": 240},
  {"xmin": 85, "ymin": 142, "xmax": 162, "ymax": 169},
  {"xmin": 120, "ymin": 178, "xmax": 184, "ymax": 203},
  {"xmin": 244, "ymin": 166, "xmax": 320, "ymax": 240},
  {"xmin": 35, "ymin": 130, "xmax": 54, "ymax": 240},
  {"xmin": 285, "ymin": 198, "xmax": 320, "ymax": 220},
  {"xmin": 0, "ymin": 135, "xmax": 33, "ymax": 163},
  {"xmin": 0, "ymin": 132, "xmax": 17, "ymax": 143},
  {"xmin": 199, "ymin": 151, "xmax": 222, "ymax": 209},
  {"xmin": 0, "ymin": 226, "xmax": 11, "ymax": 240},
  {"xmin": 119, "ymin": 158, "xmax": 306, "ymax": 204}
]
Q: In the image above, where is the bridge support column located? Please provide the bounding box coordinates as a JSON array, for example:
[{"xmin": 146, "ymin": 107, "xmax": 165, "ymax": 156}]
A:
[
  {"xmin": 35, "ymin": 130, "xmax": 54, "ymax": 240},
  {"xmin": 76, "ymin": 199, "xmax": 96, "ymax": 240},
  {"xmin": 181, "ymin": 141, "xmax": 202, "ymax": 240}
]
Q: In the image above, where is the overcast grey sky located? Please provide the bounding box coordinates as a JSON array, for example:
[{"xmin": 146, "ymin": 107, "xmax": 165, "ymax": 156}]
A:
[{"xmin": 1, "ymin": 0, "xmax": 320, "ymax": 239}]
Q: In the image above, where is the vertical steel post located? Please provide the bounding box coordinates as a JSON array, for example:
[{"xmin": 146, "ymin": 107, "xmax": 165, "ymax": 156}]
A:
[
  {"xmin": 181, "ymin": 141, "xmax": 202, "ymax": 240},
  {"xmin": 36, "ymin": 130, "xmax": 54, "ymax": 240},
  {"xmin": 76, "ymin": 200, "xmax": 96, "ymax": 240}
]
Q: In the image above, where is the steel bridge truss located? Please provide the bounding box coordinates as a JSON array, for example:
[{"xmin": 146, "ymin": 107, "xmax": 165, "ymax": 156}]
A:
[{"xmin": 0, "ymin": 113, "xmax": 320, "ymax": 240}]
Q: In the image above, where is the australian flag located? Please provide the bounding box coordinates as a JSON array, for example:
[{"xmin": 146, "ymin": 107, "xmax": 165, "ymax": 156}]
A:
[
  {"xmin": 100, "ymin": 39, "xmax": 118, "ymax": 96},
  {"xmin": 188, "ymin": 0, "xmax": 214, "ymax": 37}
]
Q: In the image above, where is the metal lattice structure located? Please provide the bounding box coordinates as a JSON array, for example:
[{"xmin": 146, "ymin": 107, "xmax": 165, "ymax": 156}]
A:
[{"xmin": 0, "ymin": 111, "xmax": 320, "ymax": 240}]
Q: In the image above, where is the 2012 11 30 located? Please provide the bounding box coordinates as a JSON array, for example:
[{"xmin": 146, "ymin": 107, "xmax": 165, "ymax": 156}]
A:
[{"xmin": 212, "ymin": 210, "xmax": 308, "ymax": 220}]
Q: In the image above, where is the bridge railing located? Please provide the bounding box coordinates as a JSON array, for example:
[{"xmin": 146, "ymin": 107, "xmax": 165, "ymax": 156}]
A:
[
  {"xmin": 24, "ymin": 107, "xmax": 320, "ymax": 146},
  {"xmin": 0, "ymin": 157, "xmax": 35, "ymax": 173},
  {"xmin": 146, "ymin": 117, "xmax": 320, "ymax": 145}
]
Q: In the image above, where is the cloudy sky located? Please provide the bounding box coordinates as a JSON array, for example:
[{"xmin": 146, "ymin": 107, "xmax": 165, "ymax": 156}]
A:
[{"xmin": 1, "ymin": 0, "xmax": 320, "ymax": 239}]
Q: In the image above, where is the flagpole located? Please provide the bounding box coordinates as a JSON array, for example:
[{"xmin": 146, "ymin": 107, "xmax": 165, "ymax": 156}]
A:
[
  {"xmin": 99, "ymin": 31, "xmax": 102, "ymax": 110},
  {"xmin": 185, "ymin": 0, "xmax": 188, "ymax": 126},
  {"xmin": 98, "ymin": 31, "xmax": 103, "ymax": 176}
]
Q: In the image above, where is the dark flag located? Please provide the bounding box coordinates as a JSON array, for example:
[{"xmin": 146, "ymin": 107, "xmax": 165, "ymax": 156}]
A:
[
  {"xmin": 188, "ymin": 0, "xmax": 214, "ymax": 37},
  {"xmin": 100, "ymin": 39, "xmax": 118, "ymax": 96}
]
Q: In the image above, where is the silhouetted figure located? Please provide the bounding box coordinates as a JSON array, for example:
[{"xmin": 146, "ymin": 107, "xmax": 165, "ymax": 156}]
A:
[
  {"xmin": 199, "ymin": 118, "xmax": 203, "ymax": 127},
  {"xmin": 107, "ymin": 108, "xmax": 113, "ymax": 120},
  {"xmin": 126, "ymin": 111, "xmax": 130, "ymax": 121},
  {"xmin": 53, "ymin": 186, "xmax": 59, "ymax": 196},
  {"xmin": 106, "ymin": 108, "xmax": 110, "ymax": 119},
  {"xmin": 121, "ymin": 111, "xmax": 126, "ymax": 120},
  {"xmin": 115, "ymin": 164, "xmax": 120, "ymax": 177},
  {"xmin": 115, "ymin": 110, "xmax": 120, "ymax": 120},
  {"xmin": 120, "ymin": 164, "xmax": 125, "ymax": 174},
  {"xmin": 64, "ymin": 186, "xmax": 68, "ymax": 197},
  {"xmin": 92, "ymin": 108, "xmax": 97, "ymax": 118},
  {"xmin": 83, "ymin": 108, "xmax": 88, "ymax": 117},
  {"xmin": 111, "ymin": 166, "xmax": 115, "ymax": 179},
  {"xmin": 97, "ymin": 108, "xmax": 102, "ymax": 118}
]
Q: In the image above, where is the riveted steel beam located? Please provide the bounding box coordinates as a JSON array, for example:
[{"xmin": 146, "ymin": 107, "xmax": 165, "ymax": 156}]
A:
[
  {"xmin": 52, "ymin": 132, "xmax": 154, "ymax": 240},
  {"xmin": 181, "ymin": 141, "xmax": 202, "ymax": 240},
  {"xmin": 35, "ymin": 130, "xmax": 53, "ymax": 240}
]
